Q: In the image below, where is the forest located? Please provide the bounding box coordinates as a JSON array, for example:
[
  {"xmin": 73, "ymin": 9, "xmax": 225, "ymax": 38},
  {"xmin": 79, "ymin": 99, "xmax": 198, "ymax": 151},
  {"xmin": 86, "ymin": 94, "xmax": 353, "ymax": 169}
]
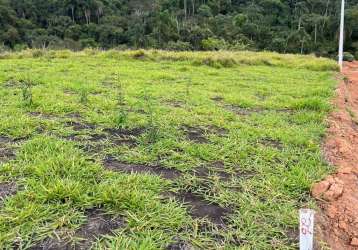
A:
[{"xmin": 0, "ymin": 0, "xmax": 357, "ymax": 57}]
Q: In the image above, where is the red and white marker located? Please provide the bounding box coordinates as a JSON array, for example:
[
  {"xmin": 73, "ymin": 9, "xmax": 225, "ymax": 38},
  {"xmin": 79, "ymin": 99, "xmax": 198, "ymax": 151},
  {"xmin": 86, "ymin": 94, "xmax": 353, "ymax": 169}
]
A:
[{"xmin": 299, "ymin": 209, "xmax": 315, "ymax": 250}]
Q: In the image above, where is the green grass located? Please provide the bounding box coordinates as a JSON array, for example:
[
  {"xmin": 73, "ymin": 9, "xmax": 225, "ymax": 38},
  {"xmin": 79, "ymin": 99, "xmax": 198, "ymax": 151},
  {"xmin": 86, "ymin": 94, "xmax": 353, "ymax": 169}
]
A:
[{"xmin": 0, "ymin": 50, "xmax": 337, "ymax": 249}]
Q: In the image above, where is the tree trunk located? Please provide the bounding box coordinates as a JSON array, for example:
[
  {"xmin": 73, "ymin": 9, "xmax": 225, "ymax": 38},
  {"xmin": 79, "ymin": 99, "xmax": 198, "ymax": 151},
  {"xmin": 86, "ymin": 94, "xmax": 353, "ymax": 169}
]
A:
[
  {"xmin": 301, "ymin": 40, "xmax": 304, "ymax": 54},
  {"xmin": 71, "ymin": 6, "xmax": 75, "ymax": 22}
]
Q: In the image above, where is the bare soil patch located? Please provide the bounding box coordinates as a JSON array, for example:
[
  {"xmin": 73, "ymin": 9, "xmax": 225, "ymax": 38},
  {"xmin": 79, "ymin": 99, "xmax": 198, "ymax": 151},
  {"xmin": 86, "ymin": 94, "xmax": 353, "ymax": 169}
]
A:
[
  {"xmin": 193, "ymin": 162, "xmax": 232, "ymax": 182},
  {"xmin": 0, "ymin": 148, "xmax": 15, "ymax": 163},
  {"xmin": 103, "ymin": 156, "xmax": 182, "ymax": 180},
  {"xmin": 177, "ymin": 192, "xmax": 231, "ymax": 226},
  {"xmin": 0, "ymin": 182, "xmax": 17, "ymax": 205},
  {"xmin": 65, "ymin": 121, "xmax": 96, "ymax": 131},
  {"xmin": 313, "ymin": 61, "xmax": 358, "ymax": 250},
  {"xmin": 181, "ymin": 125, "xmax": 209, "ymax": 144},
  {"xmin": 28, "ymin": 112, "xmax": 59, "ymax": 121},
  {"xmin": 0, "ymin": 136, "xmax": 16, "ymax": 163},
  {"xmin": 181, "ymin": 125, "xmax": 227, "ymax": 144},
  {"xmin": 103, "ymin": 127, "xmax": 144, "ymax": 137},
  {"xmin": 166, "ymin": 237, "xmax": 194, "ymax": 250},
  {"xmin": 0, "ymin": 136, "xmax": 12, "ymax": 144},
  {"xmin": 31, "ymin": 208, "xmax": 125, "ymax": 250},
  {"xmin": 259, "ymin": 138, "xmax": 283, "ymax": 150}
]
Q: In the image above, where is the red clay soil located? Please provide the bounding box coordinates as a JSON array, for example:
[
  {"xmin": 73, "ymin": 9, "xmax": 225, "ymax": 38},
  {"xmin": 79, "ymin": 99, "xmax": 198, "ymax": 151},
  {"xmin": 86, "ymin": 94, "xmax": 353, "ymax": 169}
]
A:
[{"xmin": 312, "ymin": 61, "xmax": 358, "ymax": 250}]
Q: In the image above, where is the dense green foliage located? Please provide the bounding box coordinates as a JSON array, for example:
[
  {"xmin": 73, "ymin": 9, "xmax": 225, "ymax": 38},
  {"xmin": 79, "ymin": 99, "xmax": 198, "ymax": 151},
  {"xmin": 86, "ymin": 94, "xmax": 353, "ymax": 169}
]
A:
[{"xmin": 0, "ymin": 0, "xmax": 357, "ymax": 56}]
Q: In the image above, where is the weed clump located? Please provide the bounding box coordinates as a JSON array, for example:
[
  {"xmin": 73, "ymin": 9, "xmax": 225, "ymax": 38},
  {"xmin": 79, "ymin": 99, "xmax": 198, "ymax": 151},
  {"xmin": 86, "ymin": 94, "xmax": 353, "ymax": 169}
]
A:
[
  {"xmin": 132, "ymin": 50, "xmax": 147, "ymax": 59},
  {"xmin": 79, "ymin": 88, "xmax": 89, "ymax": 104},
  {"xmin": 141, "ymin": 90, "xmax": 159, "ymax": 144},
  {"xmin": 114, "ymin": 82, "xmax": 128, "ymax": 128},
  {"xmin": 31, "ymin": 49, "xmax": 45, "ymax": 58},
  {"xmin": 20, "ymin": 79, "xmax": 34, "ymax": 107},
  {"xmin": 293, "ymin": 97, "xmax": 330, "ymax": 112}
]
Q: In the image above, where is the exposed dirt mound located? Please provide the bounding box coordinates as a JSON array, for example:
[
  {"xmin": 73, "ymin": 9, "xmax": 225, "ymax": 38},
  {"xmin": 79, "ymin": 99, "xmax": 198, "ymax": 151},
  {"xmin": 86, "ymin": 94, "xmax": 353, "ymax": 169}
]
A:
[{"xmin": 313, "ymin": 61, "xmax": 358, "ymax": 249}]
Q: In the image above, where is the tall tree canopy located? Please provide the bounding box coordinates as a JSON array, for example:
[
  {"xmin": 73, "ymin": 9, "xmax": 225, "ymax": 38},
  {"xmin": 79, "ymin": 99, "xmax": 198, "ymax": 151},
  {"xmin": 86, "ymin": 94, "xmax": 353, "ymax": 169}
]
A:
[{"xmin": 0, "ymin": 0, "xmax": 357, "ymax": 56}]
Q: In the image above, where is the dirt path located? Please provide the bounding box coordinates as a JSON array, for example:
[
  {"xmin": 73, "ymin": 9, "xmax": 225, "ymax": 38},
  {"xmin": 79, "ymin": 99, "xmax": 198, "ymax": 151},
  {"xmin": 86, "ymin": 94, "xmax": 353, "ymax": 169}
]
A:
[{"xmin": 313, "ymin": 61, "xmax": 358, "ymax": 249}]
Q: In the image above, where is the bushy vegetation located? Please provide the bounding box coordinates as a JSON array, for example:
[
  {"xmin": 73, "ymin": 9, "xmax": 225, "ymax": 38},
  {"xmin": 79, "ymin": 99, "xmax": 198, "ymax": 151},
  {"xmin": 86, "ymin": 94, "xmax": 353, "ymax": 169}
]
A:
[
  {"xmin": 0, "ymin": 0, "xmax": 357, "ymax": 57},
  {"xmin": 0, "ymin": 49, "xmax": 340, "ymax": 72},
  {"xmin": 0, "ymin": 51, "xmax": 337, "ymax": 249}
]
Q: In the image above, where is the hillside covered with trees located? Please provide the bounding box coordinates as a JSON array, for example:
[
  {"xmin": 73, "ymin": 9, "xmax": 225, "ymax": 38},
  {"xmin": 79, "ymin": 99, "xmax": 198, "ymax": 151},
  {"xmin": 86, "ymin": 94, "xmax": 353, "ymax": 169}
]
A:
[{"xmin": 0, "ymin": 0, "xmax": 357, "ymax": 57}]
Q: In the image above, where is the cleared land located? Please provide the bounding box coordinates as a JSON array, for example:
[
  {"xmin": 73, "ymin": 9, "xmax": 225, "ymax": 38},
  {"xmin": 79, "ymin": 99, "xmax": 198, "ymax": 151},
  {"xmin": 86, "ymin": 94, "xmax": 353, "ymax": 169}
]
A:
[{"xmin": 0, "ymin": 50, "xmax": 338, "ymax": 249}]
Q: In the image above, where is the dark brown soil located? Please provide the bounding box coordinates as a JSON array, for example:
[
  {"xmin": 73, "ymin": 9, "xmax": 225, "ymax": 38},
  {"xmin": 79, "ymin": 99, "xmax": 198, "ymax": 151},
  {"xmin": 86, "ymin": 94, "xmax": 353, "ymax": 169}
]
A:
[
  {"xmin": 103, "ymin": 127, "xmax": 144, "ymax": 137},
  {"xmin": 0, "ymin": 148, "xmax": 16, "ymax": 163},
  {"xmin": 65, "ymin": 121, "xmax": 96, "ymax": 131},
  {"xmin": 0, "ymin": 182, "xmax": 17, "ymax": 205},
  {"xmin": 177, "ymin": 192, "xmax": 231, "ymax": 226},
  {"xmin": 192, "ymin": 166, "xmax": 232, "ymax": 182},
  {"xmin": 211, "ymin": 96, "xmax": 224, "ymax": 102},
  {"xmin": 103, "ymin": 127, "xmax": 144, "ymax": 147},
  {"xmin": 72, "ymin": 209, "xmax": 125, "ymax": 248},
  {"xmin": 65, "ymin": 112, "xmax": 82, "ymax": 119},
  {"xmin": 165, "ymin": 100, "xmax": 185, "ymax": 108},
  {"xmin": 225, "ymin": 105, "xmax": 264, "ymax": 116},
  {"xmin": 181, "ymin": 125, "xmax": 208, "ymax": 144},
  {"xmin": 166, "ymin": 238, "xmax": 194, "ymax": 250},
  {"xmin": 207, "ymin": 125, "xmax": 228, "ymax": 136},
  {"xmin": 31, "ymin": 209, "xmax": 125, "ymax": 250},
  {"xmin": 103, "ymin": 156, "xmax": 182, "ymax": 180},
  {"xmin": 0, "ymin": 136, "xmax": 12, "ymax": 144},
  {"xmin": 259, "ymin": 138, "xmax": 283, "ymax": 150},
  {"xmin": 0, "ymin": 136, "xmax": 16, "ymax": 163},
  {"xmin": 28, "ymin": 112, "xmax": 59, "ymax": 120},
  {"xmin": 312, "ymin": 61, "xmax": 358, "ymax": 250}
]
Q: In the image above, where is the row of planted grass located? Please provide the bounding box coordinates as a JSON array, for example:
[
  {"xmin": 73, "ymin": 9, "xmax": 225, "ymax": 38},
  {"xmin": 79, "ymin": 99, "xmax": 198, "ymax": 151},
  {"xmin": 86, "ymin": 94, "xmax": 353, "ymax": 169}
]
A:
[{"xmin": 0, "ymin": 49, "xmax": 339, "ymax": 72}]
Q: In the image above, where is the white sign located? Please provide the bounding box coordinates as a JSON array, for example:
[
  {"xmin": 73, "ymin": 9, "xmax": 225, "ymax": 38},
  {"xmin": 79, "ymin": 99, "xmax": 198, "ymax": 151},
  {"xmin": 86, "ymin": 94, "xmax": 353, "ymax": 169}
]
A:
[{"xmin": 299, "ymin": 209, "xmax": 315, "ymax": 250}]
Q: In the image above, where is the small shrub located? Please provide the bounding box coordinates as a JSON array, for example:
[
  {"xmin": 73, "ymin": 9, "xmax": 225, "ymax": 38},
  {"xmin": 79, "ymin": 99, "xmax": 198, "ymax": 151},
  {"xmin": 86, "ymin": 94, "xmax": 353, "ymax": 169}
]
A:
[
  {"xmin": 55, "ymin": 50, "xmax": 72, "ymax": 58},
  {"xmin": 201, "ymin": 38, "xmax": 228, "ymax": 51},
  {"xmin": 343, "ymin": 52, "xmax": 354, "ymax": 62},
  {"xmin": 32, "ymin": 49, "xmax": 45, "ymax": 58},
  {"xmin": 293, "ymin": 97, "xmax": 330, "ymax": 112},
  {"xmin": 166, "ymin": 41, "xmax": 193, "ymax": 51},
  {"xmin": 13, "ymin": 44, "xmax": 28, "ymax": 52},
  {"xmin": 132, "ymin": 50, "xmax": 147, "ymax": 59},
  {"xmin": 355, "ymin": 51, "xmax": 358, "ymax": 60},
  {"xmin": 0, "ymin": 44, "xmax": 10, "ymax": 53}
]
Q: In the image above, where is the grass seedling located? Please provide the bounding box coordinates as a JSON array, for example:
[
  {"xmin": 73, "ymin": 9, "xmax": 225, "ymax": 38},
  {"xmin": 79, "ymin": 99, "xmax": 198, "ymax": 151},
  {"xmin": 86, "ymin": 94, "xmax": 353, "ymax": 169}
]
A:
[
  {"xmin": 185, "ymin": 78, "xmax": 192, "ymax": 105},
  {"xmin": 20, "ymin": 79, "xmax": 34, "ymax": 107},
  {"xmin": 114, "ymin": 82, "xmax": 128, "ymax": 128},
  {"xmin": 141, "ymin": 90, "xmax": 159, "ymax": 144},
  {"xmin": 79, "ymin": 88, "xmax": 89, "ymax": 104}
]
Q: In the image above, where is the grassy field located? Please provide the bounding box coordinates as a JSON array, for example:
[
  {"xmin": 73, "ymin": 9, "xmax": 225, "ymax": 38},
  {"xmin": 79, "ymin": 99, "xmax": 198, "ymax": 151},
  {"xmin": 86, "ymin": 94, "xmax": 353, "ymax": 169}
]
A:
[{"xmin": 0, "ymin": 50, "xmax": 338, "ymax": 249}]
